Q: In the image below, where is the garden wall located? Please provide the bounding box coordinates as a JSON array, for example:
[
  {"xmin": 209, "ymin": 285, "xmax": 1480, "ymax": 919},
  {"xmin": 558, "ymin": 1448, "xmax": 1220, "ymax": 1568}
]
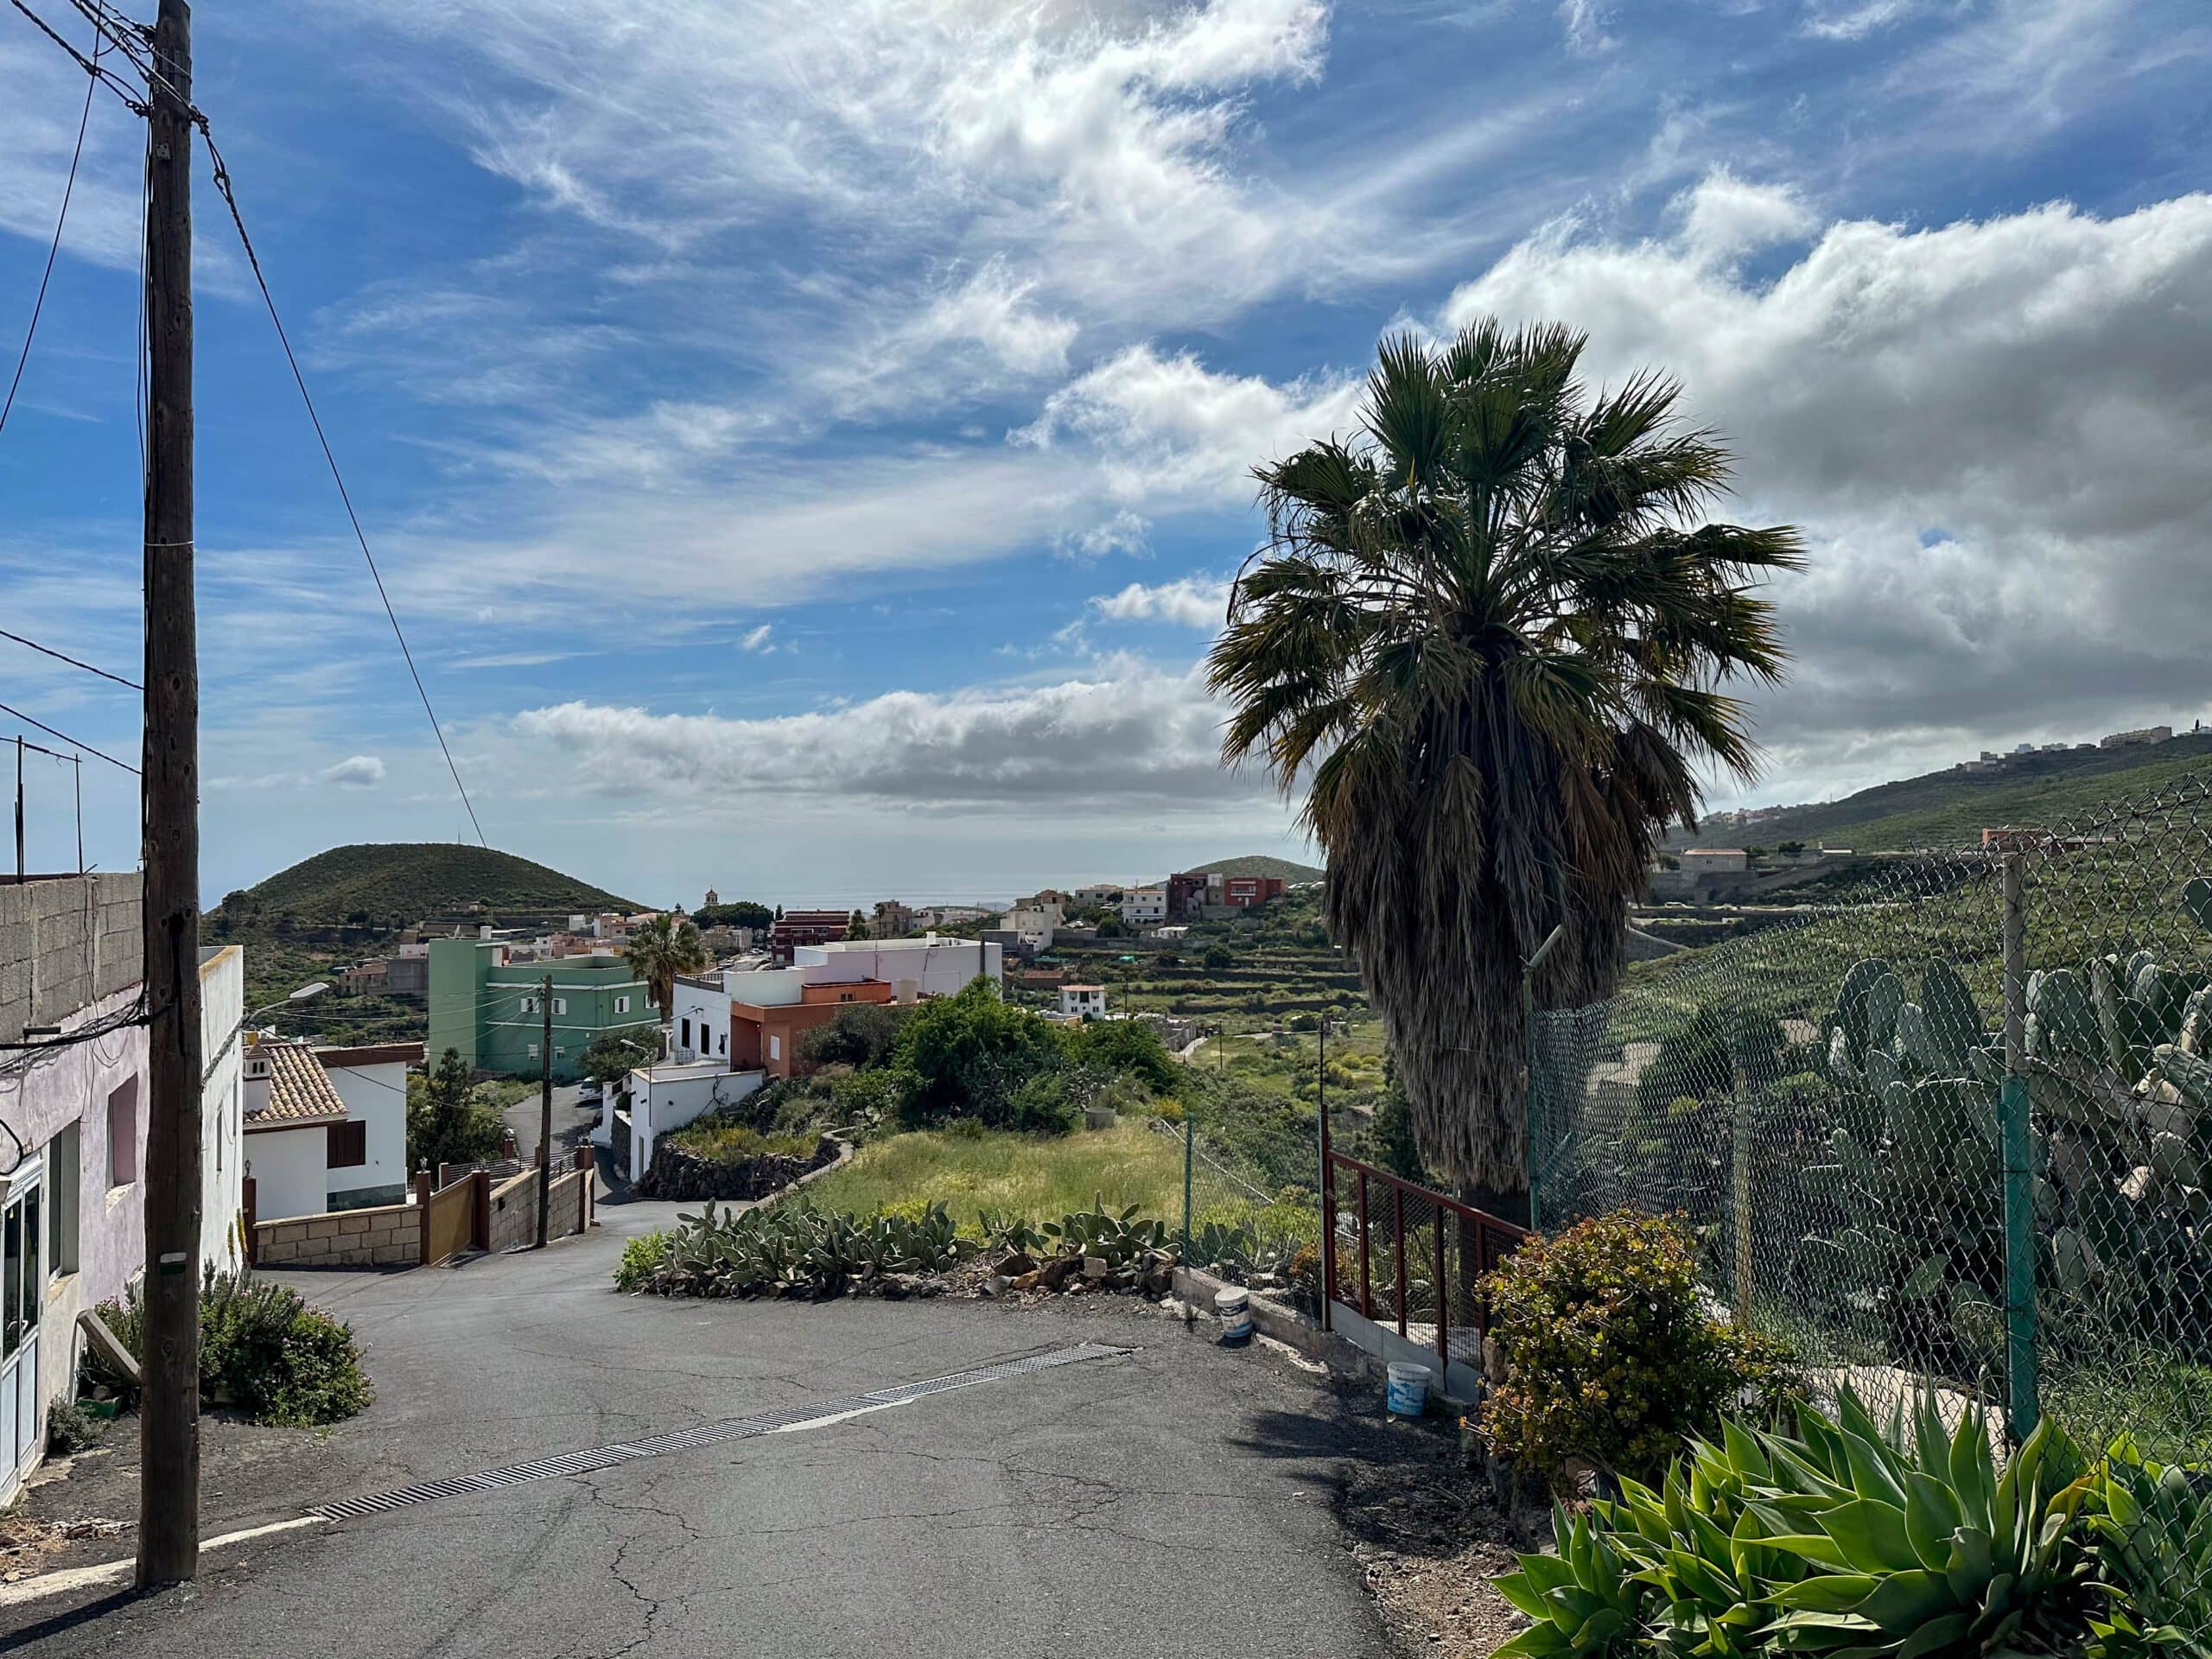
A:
[
  {"xmin": 255, "ymin": 1200, "xmax": 419, "ymax": 1268},
  {"xmin": 636, "ymin": 1135, "xmax": 838, "ymax": 1201}
]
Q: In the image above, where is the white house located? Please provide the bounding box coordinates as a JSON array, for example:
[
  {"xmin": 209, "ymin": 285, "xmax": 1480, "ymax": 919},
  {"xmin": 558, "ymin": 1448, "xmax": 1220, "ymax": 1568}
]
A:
[
  {"xmin": 1072, "ymin": 884, "xmax": 1123, "ymax": 908},
  {"xmin": 242, "ymin": 1039, "xmax": 412, "ymax": 1222},
  {"xmin": 1120, "ymin": 887, "xmax": 1167, "ymax": 926},
  {"xmin": 1058, "ymin": 983, "xmax": 1107, "ymax": 1019},
  {"xmin": 1679, "ymin": 848, "xmax": 1750, "ymax": 874},
  {"xmin": 3, "ymin": 876, "xmax": 245, "ymax": 1505},
  {"xmin": 1007, "ymin": 901, "xmax": 1063, "ymax": 950}
]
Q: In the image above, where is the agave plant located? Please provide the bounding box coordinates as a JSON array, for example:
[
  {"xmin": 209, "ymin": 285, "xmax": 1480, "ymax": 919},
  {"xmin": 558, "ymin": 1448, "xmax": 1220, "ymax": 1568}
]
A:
[
  {"xmin": 1497, "ymin": 1504, "xmax": 1648, "ymax": 1658},
  {"xmin": 2082, "ymin": 1437, "xmax": 2212, "ymax": 1659},
  {"xmin": 976, "ymin": 1208, "xmax": 1048, "ymax": 1256},
  {"xmin": 1757, "ymin": 1392, "xmax": 2093, "ymax": 1657},
  {"xmin": 1493, "ymin": 1388, "xmax": 2094, "ymax": 1659}
]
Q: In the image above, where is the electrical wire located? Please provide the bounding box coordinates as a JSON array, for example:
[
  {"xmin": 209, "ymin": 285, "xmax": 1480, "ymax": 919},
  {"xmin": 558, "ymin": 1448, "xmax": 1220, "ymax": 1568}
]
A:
[
  {"xmin": 3, "ymin": 0, "xmax": 143, "ymax": 111},
  {"xmin": 0, "ymin": 696, "xmax": 137, "ymax": 772},
  {"xmin": 0, "ymin": 626, "xmax": 141, "ymax": 689},
  {"xmin": 197, "ymin": 130, "xmax": 488, "ymax": 849},
  {"xmin": 1, "ymin": 10, "xmax": 103, "ymax": 435}
]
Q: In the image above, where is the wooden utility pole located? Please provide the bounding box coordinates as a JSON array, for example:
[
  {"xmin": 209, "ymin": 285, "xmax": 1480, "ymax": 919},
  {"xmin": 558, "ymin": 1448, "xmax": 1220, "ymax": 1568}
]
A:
[
  {"xmin": 535, "ymin": 972, "xmax": 553, "ymax": 1247},
  {"xmin": 137, "ymin": 0, "xmax": 202, "ymax": 1591}
]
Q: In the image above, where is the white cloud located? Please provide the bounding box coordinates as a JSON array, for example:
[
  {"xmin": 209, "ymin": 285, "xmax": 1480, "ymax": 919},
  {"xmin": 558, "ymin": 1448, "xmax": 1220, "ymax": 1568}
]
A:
[
  {"xmin": 321, "ymin": 754, "xmax": 388, "ymax": 788},
  {"xmin": 1672, "ymin": 171, "xmax": 1816, "ymax": 264},
  {"xmin": 1557, "ymin": 0, "xmax": 1615, "ymax": 54},
  {"xmin": 1442, "ymin": 180, "xmax": 2212, "ymax": 801},
  {"xmin": 739, "ymin": 624, "xmax": 773, "ymax": 652},
  {"xmin": 508, "ymin": 658, "xmax": 1260, "ymax": 810},
  {"xmin": 1090, "ymin": 576, "xmax": 1233, "ymax": 630},
  {"xmin": 1056, "ymin": 510, "xmax": 1154, "ymax": 562},
  {"xmin": 1022, "ymin": 344, "xmax": 1365, "ymax": 503},
  {"xmin": 1801, "ymin": 0, "xmax": 1920, "ymax": 41}
]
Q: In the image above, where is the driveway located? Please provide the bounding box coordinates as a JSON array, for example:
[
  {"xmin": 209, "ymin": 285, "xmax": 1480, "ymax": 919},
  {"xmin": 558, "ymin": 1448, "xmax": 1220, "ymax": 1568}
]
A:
[
  {"xmin": 503, "ymin": 1079, "xmax": 597, "ymax": 1161},
  {"xmin": 9, "ymin": 1199, "xmax": 1397, "ymax": 1656}
]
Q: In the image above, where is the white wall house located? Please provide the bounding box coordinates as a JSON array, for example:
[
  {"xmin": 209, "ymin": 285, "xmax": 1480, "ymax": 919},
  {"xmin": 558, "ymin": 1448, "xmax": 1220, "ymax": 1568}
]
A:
[
  {"xmin": 1120, "ymin": 887, "xmax": 1167, "ymax": 926},
  {"xmin": 1007, "ymin": 902, "xmax": 1063, "ymax": 950},
  {"xmin": 3, "ymin": 879, "xmax": 245, "ymax": 1506},
  {"xmin": 1072, "ymin": 884, "xmax": 1123, "ymax": 908},
  {"xmin": 1679, "ymin": 849, "xmax": 1750, "ymax": 874},
  {"xmin": 601, "ymin": 1060, "xmax": 768, "ymax": 1180},
  {"xmin": 1058, "ymin": 984, "xmax": 1107, "ymax": 1019},
  {"xmin": 793, "ymin": 936, "xmax": 1003, "ymax": 1000},
  {"xmin": 243, "ymin": 1039, "xmax": 412, "ymax": 1223},
  {"xmin": 671, "ymin": 976, "xmax": 731, "ymax": 1065}
]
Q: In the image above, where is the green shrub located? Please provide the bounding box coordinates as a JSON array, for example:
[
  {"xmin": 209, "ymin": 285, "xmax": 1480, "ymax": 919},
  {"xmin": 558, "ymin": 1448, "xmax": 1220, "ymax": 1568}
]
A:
[
  {"xmin": 891, "ymin": 979, "xmax": 1065, "ymax": 1128},
  {"xmin": 1480, "ymin": 1209, "xmax": 1800, "ymax": 1488},
  {"xmin": 1001, "ymin": 1069, "xmax": 1083, "ymax": 1135},
  {"xmin": 45, "ymin": 1396, "xmax": 104, "ymax": 1454},
  {"xmin": 82, "ymin": 1268, "xmax": 372, "ymax": 1427},
  {"xmin": 667, "ymin": 1116, "xmax": 817, "ymax": 1163},
  {"xmin": 798, "ymin": 1001, "xmax": 910, "ymax": 1069},
  {"xmin": 1497, "ymin": 1390, "xmax": 2094, "ymax": 1659},
  {"xmin": 613, "ymin": 1230, "xmax": 671, "ymax": 1292}
]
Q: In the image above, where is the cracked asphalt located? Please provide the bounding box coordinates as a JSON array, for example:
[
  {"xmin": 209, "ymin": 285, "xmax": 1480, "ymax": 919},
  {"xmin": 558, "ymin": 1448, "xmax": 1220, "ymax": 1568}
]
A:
[{"xmin": 10, "ymin": 1198, "xmax": 1395, "ymax": 1656}]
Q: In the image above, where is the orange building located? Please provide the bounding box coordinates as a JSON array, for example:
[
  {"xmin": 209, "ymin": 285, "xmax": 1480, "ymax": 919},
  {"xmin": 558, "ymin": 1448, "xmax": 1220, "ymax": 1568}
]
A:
[{"xmin": 731, "ymin": 978, "xmax": 897, "ymax": 1077}]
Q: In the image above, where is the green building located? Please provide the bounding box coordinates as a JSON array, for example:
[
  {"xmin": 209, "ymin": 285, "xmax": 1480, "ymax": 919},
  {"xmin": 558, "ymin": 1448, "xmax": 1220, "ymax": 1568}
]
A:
[{"xmin": 426, "ymin": 938, "xmax": 659, "ymax": 1081}]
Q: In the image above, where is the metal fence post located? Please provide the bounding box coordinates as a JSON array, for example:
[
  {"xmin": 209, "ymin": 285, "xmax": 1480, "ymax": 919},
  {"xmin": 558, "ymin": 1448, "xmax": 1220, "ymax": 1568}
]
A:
[
  {"xmin": 1182, "ymin": 1110, "xmax": 1194, "ymax": 1263},
  {"xmin": 2000, "ymin": 855, "xmax": 2041, "ymax": 1444},
  {"xmin": 1732, "ymin": 1085, "xmax": 1754, "ymax": 1331}
]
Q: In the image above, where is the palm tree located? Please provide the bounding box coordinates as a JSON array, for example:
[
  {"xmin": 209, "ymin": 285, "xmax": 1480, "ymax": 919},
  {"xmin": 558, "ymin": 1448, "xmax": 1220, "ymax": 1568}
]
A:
[
  {"xmin": 622, "ymin": 912, "xmax": 709, "ymax": 1024},
  {"xmin": 1207, "ymin": 321, "xmax": 1802, "ymax": 1219}
]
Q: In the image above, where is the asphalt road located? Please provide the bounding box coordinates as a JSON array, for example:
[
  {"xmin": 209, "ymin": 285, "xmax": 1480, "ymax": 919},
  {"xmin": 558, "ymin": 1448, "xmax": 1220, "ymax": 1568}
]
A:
[
  {"xmin": 10, "ymin": 1198, "xmax": 1396, "ymax": 1656},
  {"xmin": 503, "ymin": 1079, "xmax": 598, "ymax": 1161}
]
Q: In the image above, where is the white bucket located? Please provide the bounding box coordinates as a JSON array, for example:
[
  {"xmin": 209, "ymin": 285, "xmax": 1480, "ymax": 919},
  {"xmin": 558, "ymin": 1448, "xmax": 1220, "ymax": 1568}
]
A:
[
  {"xmin": 1386, "ymin": 1361, "xmax": 1433, "ymax": 1416},
  {"xmin": 1215, "ymin": 1286, "xmax": 1252, "ymax": 1342}
]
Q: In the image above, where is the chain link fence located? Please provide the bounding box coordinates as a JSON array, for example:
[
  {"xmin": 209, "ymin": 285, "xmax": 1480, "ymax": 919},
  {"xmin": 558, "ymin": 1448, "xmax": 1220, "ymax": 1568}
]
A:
[
  {"xmin": 1529, "ymin": 766, "xmax": 2212, "ymax": 1637},
  {"xmin": 1155, "ymin": 1097, "xmax": 1325, "ymax": 1316}
]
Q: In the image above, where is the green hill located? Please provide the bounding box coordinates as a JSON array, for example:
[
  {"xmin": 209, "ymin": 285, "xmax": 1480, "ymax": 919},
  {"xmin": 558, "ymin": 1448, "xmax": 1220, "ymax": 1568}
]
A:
[
  {"xmin": 1175, "ymin": 854, "xmax": 1326, "ymax": 882},
  {"xmin": 214, "ymin": 842, "xmax": 638, "ymax": 925},
  {"xmin": 1675, "ymin": 734, "xmax": 2212, "ymax": 854}
]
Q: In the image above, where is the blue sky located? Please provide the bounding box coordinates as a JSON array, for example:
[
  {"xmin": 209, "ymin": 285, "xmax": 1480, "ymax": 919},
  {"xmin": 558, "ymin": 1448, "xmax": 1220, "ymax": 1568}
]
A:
[{"xmin": 3, "ymin": 0, "xmax": 2209, "ymax": 908}]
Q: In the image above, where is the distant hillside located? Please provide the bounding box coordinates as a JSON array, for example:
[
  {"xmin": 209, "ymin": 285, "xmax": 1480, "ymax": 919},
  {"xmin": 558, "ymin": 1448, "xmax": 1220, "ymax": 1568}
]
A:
[
  {"xmin": 214, "ymin": 843, "xmax": 638, "ymax": 925},
  {"xmin": 1674, "ymin": 735, "xmax": 2212, "ymax": 854},
  {"xmin": 1177, "ymin": 854, "xmax": 1326, "ymax": 882}
]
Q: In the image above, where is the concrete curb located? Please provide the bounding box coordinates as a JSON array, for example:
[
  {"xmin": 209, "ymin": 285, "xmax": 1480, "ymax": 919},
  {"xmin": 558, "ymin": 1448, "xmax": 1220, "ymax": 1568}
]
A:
[{"xmin": 1169, "ymin": 1264, "xmax": 1478, "ymax": 1413}]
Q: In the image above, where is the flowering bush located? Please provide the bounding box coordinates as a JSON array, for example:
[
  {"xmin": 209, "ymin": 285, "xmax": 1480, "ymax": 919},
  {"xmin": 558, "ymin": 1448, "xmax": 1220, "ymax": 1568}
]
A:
[{"xmin": 1478, "ymin": 1209, "xmax": 1797, "ymax": 1488}]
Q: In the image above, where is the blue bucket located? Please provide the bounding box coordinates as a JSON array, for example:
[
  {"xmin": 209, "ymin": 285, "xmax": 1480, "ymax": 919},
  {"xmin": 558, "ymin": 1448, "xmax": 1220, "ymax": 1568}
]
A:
[{"xmin": 1386, "ymin": 1362, "xmax": 1433, "ymax": 1416}]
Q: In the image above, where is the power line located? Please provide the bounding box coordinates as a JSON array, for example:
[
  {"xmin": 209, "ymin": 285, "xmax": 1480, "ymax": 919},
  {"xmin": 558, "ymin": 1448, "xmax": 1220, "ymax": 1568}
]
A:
[
  {"xmin": 0, "ymin": 626, "xmax": 141, "ymax": 689},
  {"xmin": 1, "ymin": 10, "xmax": 102, "ymax": 435},
  {"xmin": 3, "ymin": 0, "xmax": 142, "ymax": 110},
  {"xmin": 196, "ymin": 131, "xmax": 488, "ymax": 849},
  {"xmin": 0, "ymin": 696, "xmax": 137, "ymax": 772}
]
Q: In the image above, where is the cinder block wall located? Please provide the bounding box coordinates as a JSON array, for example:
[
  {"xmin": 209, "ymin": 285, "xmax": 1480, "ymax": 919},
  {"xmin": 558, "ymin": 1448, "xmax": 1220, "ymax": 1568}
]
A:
[
  {"xmin": 255, "ymin": 1201, "xmax": 421, "ymax": 1268},
  {"xmin": 0, "ymin": 872, "xmax": 143, "ymax": 1042}
]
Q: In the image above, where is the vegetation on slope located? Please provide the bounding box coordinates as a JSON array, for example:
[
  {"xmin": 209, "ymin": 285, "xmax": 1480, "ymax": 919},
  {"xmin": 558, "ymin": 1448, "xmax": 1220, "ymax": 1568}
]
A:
[
  {"xmin": 1674, "ymin": 733, "xmax": 2212, "ymax": 854},
  {"xmin": 1165, "ymin": 853, "xmax": 1325, "ymax": 882},
  {"xmin": 213, "ymin": 842, "xmax": 638, "ymax": 927}
]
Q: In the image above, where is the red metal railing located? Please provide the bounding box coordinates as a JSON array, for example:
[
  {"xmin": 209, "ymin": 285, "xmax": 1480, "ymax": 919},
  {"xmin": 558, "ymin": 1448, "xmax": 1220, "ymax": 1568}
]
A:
[{"xmin": 1320, "ymin": 1149, "xmax": 1526, "ymax": 1369}]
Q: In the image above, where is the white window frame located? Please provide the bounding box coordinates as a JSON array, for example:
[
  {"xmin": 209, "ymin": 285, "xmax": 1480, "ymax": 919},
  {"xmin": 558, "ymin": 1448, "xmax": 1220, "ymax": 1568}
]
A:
[
  {"xmin": 552, "ymin": 997, "xmax": 568, "ymax": 1016},
  {"xmin": 527, "ymin": 1042, "xmax": 540, "ymax": 1060},
  {"xmin": 614, "ymin": 995, "xmax": 631, "ymax": 1014}
]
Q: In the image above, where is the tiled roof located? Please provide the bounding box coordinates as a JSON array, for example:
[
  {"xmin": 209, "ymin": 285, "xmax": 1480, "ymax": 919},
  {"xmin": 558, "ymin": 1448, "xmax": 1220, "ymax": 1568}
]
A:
[{"xmin": 247, "ymin": 1039, "xmax": 348, "ymax": 1125}]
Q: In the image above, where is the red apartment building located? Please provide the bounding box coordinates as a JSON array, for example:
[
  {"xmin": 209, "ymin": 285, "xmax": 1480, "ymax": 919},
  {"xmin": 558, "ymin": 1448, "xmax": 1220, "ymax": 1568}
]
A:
[
  {"xmin": 1166, "ymin": 871, "xmax": 1286, "ymax": 918},
  {"xmin": 767, "ymin": 909, "xmax": 855, "ymax": 963}
]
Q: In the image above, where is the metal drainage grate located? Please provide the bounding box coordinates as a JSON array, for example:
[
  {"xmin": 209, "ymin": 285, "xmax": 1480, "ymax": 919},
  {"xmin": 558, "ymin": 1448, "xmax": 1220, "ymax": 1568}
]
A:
[{"xmin": 306, "ymin": 1343, "xmax": 1129, "ymax": 1522}]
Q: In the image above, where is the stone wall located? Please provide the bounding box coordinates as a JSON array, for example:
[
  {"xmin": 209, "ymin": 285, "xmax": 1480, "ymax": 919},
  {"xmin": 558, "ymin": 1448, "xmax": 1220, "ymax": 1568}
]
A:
[
  {"xmin": 0, "ymin": 871, "xmax": 142, "ymax": 1042},
  {"xmin": 256, "ymin": 1200, "xmax": 420, "ymax": 1268},
  {"xmin": 485, "ymin": 1166, "xmax": 588, "ymax": 1254},
  {"xmin": 636, "ymin": 1136, "xmax": 837, "ymax": 1202}
]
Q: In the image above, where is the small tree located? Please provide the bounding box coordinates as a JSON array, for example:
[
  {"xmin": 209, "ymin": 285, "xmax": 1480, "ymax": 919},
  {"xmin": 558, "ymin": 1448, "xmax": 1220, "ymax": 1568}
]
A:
[
  {"xmin": 578, "ymin": 1028, "xmax": 658, "ymax": 1087},
  {"xmin": 406, "ymin": 1048, "xmax": 505, "ymax": 1171}
]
